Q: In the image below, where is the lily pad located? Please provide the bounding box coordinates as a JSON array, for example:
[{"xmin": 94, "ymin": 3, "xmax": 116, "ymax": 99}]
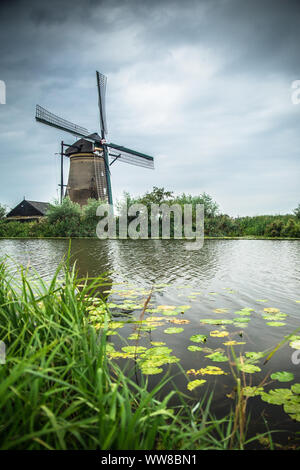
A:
[
  {"xmin": 187, "ymin": 379, "xmax": 206, "ymax": 391},
  {"xmin": 140, "ymin": 366, "xmax": 163, "ymax": 375},
  {"xmin": 122, "ymin": 346, "xmax": 147, "ymax": 354},
  {"xmin": 291, "ymin": 383, "xmax": 300, "ymax": 394},
  {"xmin": 223, "ymin": 340, "xmax": 246, "ymax": 346},
  {"xmin": 264, "ymin": 308, "xmax": 280, "ymax": 314},
  {"xmin": 235, "ymin": 308, "xmax": 254, "ymax": 315},
  {"xmin": 200, "ymin": 319, "xmax": 234, "ymax": 325},
  {"xmin": 234, "ymin": 317, "xmax": 251, "ymax": 323},
  {"xmin": 261, "ymin": 388, "xmax": 293, "ymax": 405},
  {"xmin": 187, "ymin": 345, "xmax": 204, "ymax": 352},
  {"xmin": 205, "ymin": 352, "xmax": 228, "ymax": 362},
  {"xmin": 190, "ymin": 334, "xmax": 207, "ymax": 343},
  {"xmin": 243, "ymin": 386, "xmax": 264, "ymax": 397},
  {"xmin": 238, "ymin": 364, "xmax": 261, "ymax": 374},
  {"xmin": 164, "ymin": 327, "xmax": 184, "ymax": 334},
  {"xmin": 245, "ymin": 351, "xmax": 265, "ymax": 362},
  {"xmin": 266, "ymin": 322, "xmax": 286, "ymax": 327},
  {"xmin": 214, "ymin": 308, "xmax": 229, "ymax": 314},
  {"xmin": 127, "ymin": 333, "xmax": 141, "ymax": 340},
  {"xmin": 270, "ymin": 371, "xmax": 294, "ymax": 383},
  {"xmin": 210, "ymin": 330, "xmax": 229, "ymax": 337},
  {"xmin": 168, "ymin": 318, "xmax": 190, "ymax": 324},
  {"xmin": 290, "ymin": 340, "xmax": 300, "ymax": 350}
]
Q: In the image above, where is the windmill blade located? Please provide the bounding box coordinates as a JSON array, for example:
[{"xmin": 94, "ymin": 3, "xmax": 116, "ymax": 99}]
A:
[
  {"xmin": 35, "ymin": 105, "xmax": 91, "ymax": 140},
  {"xmin": 96, "ymin": 71, "xmax": 108, "ymax": 138},
  {"xmin": 106, "ymin": 143, "xmax": 154, "ymax": 169}
]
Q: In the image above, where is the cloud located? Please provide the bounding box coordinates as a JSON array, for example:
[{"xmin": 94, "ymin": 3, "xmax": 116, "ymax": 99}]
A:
[{"xmin": 0, "ymin": 0, "xmax": 300, "ymax": 215}]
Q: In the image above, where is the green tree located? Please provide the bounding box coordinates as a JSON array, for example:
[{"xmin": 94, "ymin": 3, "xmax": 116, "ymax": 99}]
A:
[
  {"xmin": 281, "ymin": 218, "xmax": 300, "ymax": 238},
  {"xmin": 265, "ymin": 219, "xmax": 284, "ymax": 237},
  {"xmin": 46, "ymin": 197, "xmax": 82, "ymax": 237},
  {"xmin": 293, "ymin": 204, "xmax": 300, "ymax": 219},
  {"xmin": 0, "ymin": 204, "xmax": 6, "ymax": 220},
  {"xmin": 82, "ymin": 198, "xmax": 108, "ymax": 236}
]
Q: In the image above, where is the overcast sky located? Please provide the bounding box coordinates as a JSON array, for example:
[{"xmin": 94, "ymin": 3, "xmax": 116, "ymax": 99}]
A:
[{"xmin": 1, "ymin": 0, "xmax": 300, "ymax": 216}]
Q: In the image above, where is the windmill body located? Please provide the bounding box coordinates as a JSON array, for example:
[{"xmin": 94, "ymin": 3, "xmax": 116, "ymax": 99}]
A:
[
  {"xmin": 35, "ymin": 72, "xmax": 154, "ymax": 206},
  {"xmin": 64, "ymin": 134, "xmax": 109, "ymax": 206}
]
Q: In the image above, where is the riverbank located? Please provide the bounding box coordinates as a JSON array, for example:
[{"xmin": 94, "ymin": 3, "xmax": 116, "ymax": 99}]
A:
[
  {"xmin": 0, "ymin": 258, "xmax": 277, "ymax": 450},
  {"xmin": 1, "ymin": 190, "xmax": 300, "ymax": 239},
  {"xmin": 1, "ymin": 236, "xmax": 300, "ymax": 240}
]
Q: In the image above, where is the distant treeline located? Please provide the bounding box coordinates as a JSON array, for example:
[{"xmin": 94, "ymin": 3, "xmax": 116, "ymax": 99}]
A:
[{"xmin": 1, "ymin": 187, "xmax": 300, "ymax": 238}]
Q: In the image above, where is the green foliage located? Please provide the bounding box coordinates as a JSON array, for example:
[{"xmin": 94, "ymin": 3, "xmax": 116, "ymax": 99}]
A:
[
  {"xmin": 46, "ymin": 197, "xmax": 81, "ymax": 223},
  {"xmin": 0, "ymin": 204, "xmax": 6, "ymax": 220},
  {"xmin": 1, "ymin": 191, "xmax": 300, "ymax": 238},
  {"xmin": 293, "ymin": 204, "xmax": 300, "ymax": 219}
]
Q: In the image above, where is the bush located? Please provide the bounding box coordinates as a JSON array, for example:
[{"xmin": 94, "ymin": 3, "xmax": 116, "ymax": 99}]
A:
[
  {"xmin": 0, "ymin": 204, "xmax": 6, "ymax": 220},
  {"xmin": 265, "ymin": 220, "xmax": 285, "ymax": 237},
  {"xmin": 281, "ymin": 218, "xmax": 300, "ymax": 238},
  {"xmin": 46, "ymin": 198, "xmax": 83, "ymax": 237},
  {"xmin": 294, "ymin": 204, "xmax": 300, "ymax": 220}
]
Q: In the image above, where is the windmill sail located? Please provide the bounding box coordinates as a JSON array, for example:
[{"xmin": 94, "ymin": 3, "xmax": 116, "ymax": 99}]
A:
[
  {"xmin": 96, "ymin": 71, "xmax": 108, "ymax": 138},
  {"xmin": 106, "ymin": 143, "xmax": 154, "ymax": 169},
  {"xmin": 35, "ymin": 105, "xmax": 91, "ymax": 140}
]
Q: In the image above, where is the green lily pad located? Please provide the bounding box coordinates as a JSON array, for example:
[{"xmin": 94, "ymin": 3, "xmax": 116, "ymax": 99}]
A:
[
  {"xmin": 160, "ymin": 310, "xmax": 179, "ymax": 316},
  {"xmin": 164, "ymin": 327, "xmax": 184, "ymax": 334},
  {"xmin": 235, "ymin": 308, "xmax": 253, "ymax": 315},
  {"xmin": 245, "ymin": 351, "xmax": 265, "ymax": 362},
  {"xmin": 270, "ymin": 371, "xmax": 294, "ymax": 382},
  {"xmin": 205, "ymin": 352, "xmax": 228, "ymax": 362},
  {"xmin": 266, "ymin": 322, "xmax": 286, "ymax": 327},
  {"xmin": 291, "ymin": 384, "xmax": 300, "ymax": 394},
  {"xmin": 187, "ymin": 345, "xmax": 204, "ymax": 352},
  {"xmin": 128, "ymin": 333, "xmax": 141, "ymax": 340},
  {"xmin": 190, "ymin": 334, "xmax": 207, "ymax": 343},
  {"xmin": 238, "ymin": 364, "xmax": 261, "ymax": 374},
  {"xmin": 263, "ymin": 314, "xmax": 287, "ymax": 321},
  {"xmin": 261, "ymin": 388, "xmax": 293, "ymax": 405},
  {"xmin": 290, "ymin": 340, "xmax": 300, "ymax": 350},
  {"xmin": 283, "ymin": 398, "xmax": 300, "ymax": 415},
  {"xmin": 200, "ymin": 319, "xmax": 234, "ymax": 325},
  {"xmin": 243, "ymin": 386, "xmax": 264, "ymax": 397},
  {"xmin": 140, "ymin": 366, "xmax": 163, "ymax": 375},
  {"xmin": 122, "ymin": 346, "xmax": 147, "ymax": 354},
  {"xmin": 234, "ymin": 317, "xmax": 251, "ymax": 323}
]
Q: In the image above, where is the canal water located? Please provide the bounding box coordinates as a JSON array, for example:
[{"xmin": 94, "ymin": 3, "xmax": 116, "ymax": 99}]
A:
[{"xmin": 1, "ymin": 238, "xmax": 300, "ymax": 444}]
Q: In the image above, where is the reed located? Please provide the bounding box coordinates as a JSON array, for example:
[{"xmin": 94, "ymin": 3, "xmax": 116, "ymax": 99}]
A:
[{"xmin": 0, "ymin": 258, "xmax": 272, "ymax": 450}]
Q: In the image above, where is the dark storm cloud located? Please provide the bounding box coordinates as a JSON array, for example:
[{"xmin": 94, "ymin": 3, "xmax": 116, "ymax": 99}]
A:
[{"xmin": 0, "ymin": 0, "xmax": 300, "ymax": 214}]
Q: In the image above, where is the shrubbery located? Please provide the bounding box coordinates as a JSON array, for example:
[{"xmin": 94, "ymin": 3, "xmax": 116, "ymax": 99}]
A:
[{"xmin": 0, "ymin": 191, "xmax": 300, "ymax": 238}]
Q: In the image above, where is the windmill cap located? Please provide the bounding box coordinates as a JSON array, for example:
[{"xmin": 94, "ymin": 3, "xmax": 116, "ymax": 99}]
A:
[{"xmin": 65, "ymin": 133, "xmax": 101, "ymax": 155}]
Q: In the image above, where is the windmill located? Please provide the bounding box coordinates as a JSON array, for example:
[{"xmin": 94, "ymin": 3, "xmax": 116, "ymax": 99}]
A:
[{"xmin": 35, "ymin": 71, "xmax": 154, "ymax": 206}]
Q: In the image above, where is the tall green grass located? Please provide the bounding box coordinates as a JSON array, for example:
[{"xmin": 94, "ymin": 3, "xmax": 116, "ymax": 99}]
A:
[{"xmin": 0, "ymin": 259, "xmax": 271, "ymax": 450}]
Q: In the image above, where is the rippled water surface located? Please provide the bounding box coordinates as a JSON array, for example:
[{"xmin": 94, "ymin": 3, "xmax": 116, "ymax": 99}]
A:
[{"xmin": 1, "ymin": 238, "xmax": 300, "ymax": 442}]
